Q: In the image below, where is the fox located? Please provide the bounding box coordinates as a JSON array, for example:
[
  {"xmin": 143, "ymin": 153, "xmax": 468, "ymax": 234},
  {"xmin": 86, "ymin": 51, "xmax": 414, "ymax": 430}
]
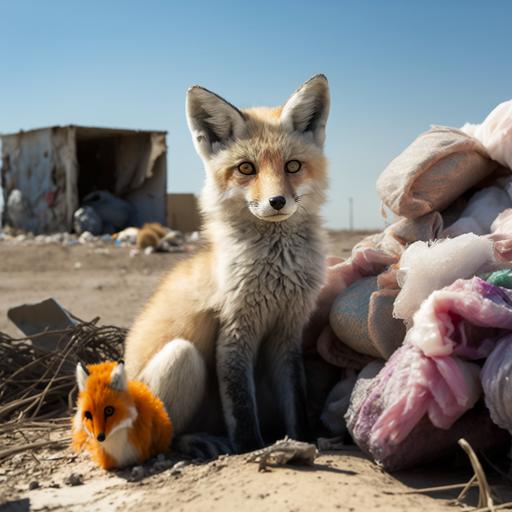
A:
[
  {"xmin": 124, "ymin": 74, "xmax": 330, "ymax": 456},
  {"xmin": 72, "ymin": 360, "xmax": 173, "ymax": 469}
]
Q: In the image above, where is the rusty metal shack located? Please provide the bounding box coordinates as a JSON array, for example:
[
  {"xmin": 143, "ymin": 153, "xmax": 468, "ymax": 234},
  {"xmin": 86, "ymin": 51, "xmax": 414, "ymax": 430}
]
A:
[{"xmin": 1, "ymin": 125, "xmax": 167, "ymax": 234}]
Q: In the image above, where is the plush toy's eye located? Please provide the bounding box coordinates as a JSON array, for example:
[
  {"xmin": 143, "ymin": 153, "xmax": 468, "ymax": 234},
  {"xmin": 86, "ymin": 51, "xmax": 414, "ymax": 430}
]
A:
[
  {"xmin": 238, "ymin": 162, "xmax": 256, "ymax": 175},
  {"xmin": 84, "ymin": 411, "xmax": 92, "ymax": 420},
  {"xmin": 104, "ymin": 406, "xmax": 115, "ymax": 417},
  {"xmin": 285, "ymin": 160, "xmax": 301, "ymax": 173}
]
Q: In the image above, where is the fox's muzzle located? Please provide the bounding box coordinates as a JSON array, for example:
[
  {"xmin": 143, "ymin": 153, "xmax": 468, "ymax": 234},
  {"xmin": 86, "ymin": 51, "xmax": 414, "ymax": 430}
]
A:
[{"xmin": 269, "ymin": 196, "xmax": 286, "ymax": 211}]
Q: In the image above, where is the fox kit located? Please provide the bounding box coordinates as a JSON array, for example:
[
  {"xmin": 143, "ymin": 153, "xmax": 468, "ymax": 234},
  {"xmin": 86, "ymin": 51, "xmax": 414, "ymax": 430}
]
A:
[
  {"xmin": 72, "ymin": 361, "xmax": 173, "ymax": 469},
  {"xmin": 124, "ymin": 75, "xmax": 330, "ymax": 454}
]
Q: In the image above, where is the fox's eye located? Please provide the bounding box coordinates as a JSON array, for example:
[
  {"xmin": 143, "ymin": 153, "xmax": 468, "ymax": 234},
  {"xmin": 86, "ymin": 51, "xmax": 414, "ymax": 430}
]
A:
[
  {"xmin": 104, "ymin": 406, "xmax": 115, "ymax": 417},
  {"xmin": 237, "ymin": 162, "xmax": 256, "ymax": 175},
  {"xmin": 84, "ymin": 411, "xmax": 92, "ymax": 420},
  {"xmin": 285, "ymin": 160, "xmax": 301, "ymax": 173}
]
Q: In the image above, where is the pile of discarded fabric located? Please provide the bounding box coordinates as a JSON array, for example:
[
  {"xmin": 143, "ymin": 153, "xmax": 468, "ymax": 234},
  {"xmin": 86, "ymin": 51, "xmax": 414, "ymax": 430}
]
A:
[{"xmin": 311, "ymin": 99, "xmax": 512, "ymax": 470}]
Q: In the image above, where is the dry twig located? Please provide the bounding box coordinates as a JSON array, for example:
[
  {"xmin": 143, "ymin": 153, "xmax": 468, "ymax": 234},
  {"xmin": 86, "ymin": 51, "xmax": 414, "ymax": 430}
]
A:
[
  {"xmin": 458, "ymin": 438, "xmax": 495, "ymax": 511},
  {"xmin": 0, "ymin": 321, "xmax": 125, "ymax": 422}
]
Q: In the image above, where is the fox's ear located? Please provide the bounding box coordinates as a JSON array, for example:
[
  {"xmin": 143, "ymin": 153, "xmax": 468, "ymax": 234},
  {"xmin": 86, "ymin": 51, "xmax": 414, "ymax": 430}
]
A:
[
  {"xmin": 186, "ymin": 86, "xmax": 247, "ymax": 159},
  {"xmin": 280, "ymin": 74, "xmax": 330, "ymax": 148},
  {"xmin": 110, "ymin": 360, "xmax": 128, "ymax": 391},
  {"xmin": 76, "ymin": 362, "xmax": 89, "ymax": 392}
]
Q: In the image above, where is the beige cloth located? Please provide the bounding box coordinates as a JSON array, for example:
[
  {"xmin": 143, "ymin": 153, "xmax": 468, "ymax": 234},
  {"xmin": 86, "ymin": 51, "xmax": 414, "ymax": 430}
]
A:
[
  {"xmin": 329, "ymin": 277, "xmax": 405, "ymax": 359},
  {"xmin": 377, "ymin": 126, "xmax": 496, "ymax": 219}
]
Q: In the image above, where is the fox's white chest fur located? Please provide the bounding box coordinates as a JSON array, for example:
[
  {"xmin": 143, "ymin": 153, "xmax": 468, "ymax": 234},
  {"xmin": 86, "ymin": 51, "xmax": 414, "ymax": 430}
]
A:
[
  {"xmin": 103, "ymin": 428, "xmax": 140, "ymax": 467},
  {"xmin": 213, "ymin": 216, "xmax": 326, "ymax": 333}
]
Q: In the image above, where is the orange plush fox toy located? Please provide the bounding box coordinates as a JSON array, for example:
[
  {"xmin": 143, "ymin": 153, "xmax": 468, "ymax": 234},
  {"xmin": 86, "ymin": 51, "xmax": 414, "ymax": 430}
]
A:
[{"xmin": 72, "ymin": 360, "xmax": 173, "ymax": 470}]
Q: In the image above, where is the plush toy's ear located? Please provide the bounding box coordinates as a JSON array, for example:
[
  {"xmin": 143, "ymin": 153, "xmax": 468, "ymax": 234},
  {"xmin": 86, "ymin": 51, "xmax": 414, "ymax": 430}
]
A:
[
  {"xmin": 76, "ymin": 362, "xmax": 89, "ymax": 392},
  {"xmin": 186, "ymin": 86, "xmax": 248, "ymax": 160},
  {"xmin": 110, "ymin": 360, "xmax": 128, "ymax": 391},
  {"xmin": 280, "ymin": 74, "xmax": 330, "ymax": 148}
]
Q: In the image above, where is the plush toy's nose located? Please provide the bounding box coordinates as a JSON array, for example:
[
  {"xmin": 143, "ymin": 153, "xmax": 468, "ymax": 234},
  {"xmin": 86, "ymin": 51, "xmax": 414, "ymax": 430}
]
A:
[
  {"xmin": 269, "ymin": 196, "xmax": 286, "ymax": 211},
  {"xmin": 97, "ymin": 432, "xmax": 105, "ymax": 442}
]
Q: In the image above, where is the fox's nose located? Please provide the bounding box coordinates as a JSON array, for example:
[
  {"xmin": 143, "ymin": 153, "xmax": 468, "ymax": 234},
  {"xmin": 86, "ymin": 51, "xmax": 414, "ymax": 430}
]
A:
[
  {"xmin": 97, "ymin": 432, "xmax": 105, "ymax": 442},
  {"xmin": 269, "ymin": 196, "xmax": 286, "ymax": 211}
]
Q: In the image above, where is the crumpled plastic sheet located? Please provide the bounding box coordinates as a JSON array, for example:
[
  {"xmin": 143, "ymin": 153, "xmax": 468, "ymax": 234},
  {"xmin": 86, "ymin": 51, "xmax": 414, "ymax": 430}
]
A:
[
  {"xmin": 347, "ymin": 277, "xmax": 512, "ymax": 466},
  {"xmin": 481, "ymin": 334, "xmax": 512, "ymax": 434}
]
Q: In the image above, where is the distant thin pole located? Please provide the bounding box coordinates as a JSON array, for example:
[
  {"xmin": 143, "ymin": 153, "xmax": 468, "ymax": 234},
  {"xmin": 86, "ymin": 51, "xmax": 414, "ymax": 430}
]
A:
[{"xmin": 349, "ymin": 197, "xmax": 354, "ymax": 231}]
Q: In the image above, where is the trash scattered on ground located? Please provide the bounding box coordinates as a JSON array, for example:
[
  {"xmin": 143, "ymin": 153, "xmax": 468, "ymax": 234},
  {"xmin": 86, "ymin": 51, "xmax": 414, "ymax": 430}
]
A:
[
  {"xmin": 309, "ymin": 98, "xmax": 512, "ymax": 471},
  {"xmin": 64, "ymin": 472, "xmax": 84, "ymax": 486},
  {"xmin": 0, "ymin": 224, "xmax": 201, "ymax": 254},
  {"xmin": 246, "ymin": 437, "xmax": 318, "ymax": 471}
]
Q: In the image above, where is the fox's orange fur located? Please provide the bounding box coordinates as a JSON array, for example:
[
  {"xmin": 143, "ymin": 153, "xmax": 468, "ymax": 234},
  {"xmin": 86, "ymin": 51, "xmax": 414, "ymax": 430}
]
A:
[{"xmin": 72, "ymin": 361, "xmax": 173, "ymax": 469}]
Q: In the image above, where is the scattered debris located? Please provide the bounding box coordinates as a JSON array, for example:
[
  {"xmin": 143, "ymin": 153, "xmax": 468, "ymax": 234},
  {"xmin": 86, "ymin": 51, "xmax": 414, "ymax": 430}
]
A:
[
  {"xmin": 64, "ymin": 472, "xmax": 84, "ymax": 486},
  {"xmin": 131, "ymin": 465, "xmax": 145, "ymax": 482},
  {"xmin": 246, "ymin": 436, "xmax": 317, "ymax": 471},
  {"xmin": 0, "ymin": 225, "xmax": 200, "ymax": 254},
  {"xmin": 74, "ymin": 206, "xmax": 103, "ymax": 236}
]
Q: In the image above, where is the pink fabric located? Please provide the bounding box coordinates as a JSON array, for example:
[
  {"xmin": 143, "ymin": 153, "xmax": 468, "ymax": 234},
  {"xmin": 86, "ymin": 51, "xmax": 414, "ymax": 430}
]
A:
[
  {"xmin": 348, "ymin": 277, "xmax": 512, "ymax": 464},
  {"xmin": 368, "ymin": 346, "xmax": 480, "ymax": 448}
]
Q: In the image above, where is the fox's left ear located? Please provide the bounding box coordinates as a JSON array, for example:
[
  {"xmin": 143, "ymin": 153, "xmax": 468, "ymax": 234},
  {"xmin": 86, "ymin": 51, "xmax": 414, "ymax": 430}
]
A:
[
  {"xmin": 281, "ymin": 74, "xmax": 330, "ymax": 148},
  {"xmin": 110, "ymin": 360, "xmax": 128, "ymax": 391},
  {"xmin": 186, "ymin": 86, "xmax": 248, "ymax": 160}
]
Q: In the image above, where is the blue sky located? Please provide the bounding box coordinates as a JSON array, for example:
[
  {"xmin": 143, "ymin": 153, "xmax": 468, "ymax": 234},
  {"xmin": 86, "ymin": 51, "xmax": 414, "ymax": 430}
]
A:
[{"xmin": 1, "ymin": 0, "xmax": 511, "ymax": 229}]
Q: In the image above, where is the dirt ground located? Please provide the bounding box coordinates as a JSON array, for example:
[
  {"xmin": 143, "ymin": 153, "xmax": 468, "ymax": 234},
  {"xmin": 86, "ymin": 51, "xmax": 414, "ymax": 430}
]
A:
[{"xmin": 1, "ymin": 231, "xmax": 510, "ymax": 511}]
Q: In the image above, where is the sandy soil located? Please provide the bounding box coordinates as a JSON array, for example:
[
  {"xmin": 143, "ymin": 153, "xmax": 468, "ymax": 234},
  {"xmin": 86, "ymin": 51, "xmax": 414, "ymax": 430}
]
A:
[{"xmin": 0, "ymin": 231, "xmax": 510, "ymax": 511}]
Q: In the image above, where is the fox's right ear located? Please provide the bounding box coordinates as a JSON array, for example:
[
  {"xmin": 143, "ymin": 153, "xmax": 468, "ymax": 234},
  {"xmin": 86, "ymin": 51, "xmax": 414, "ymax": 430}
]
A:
[
  {"xmin": 281, "ymin": 74, "xmax": 330, "ymax": 148},
  {"xmin": 186, "ymin": 86, "xmax": 247, "ymax": 160},
  {"xmin": 76, "ymin": 362, "xmax": 89, "ymax": 392}
]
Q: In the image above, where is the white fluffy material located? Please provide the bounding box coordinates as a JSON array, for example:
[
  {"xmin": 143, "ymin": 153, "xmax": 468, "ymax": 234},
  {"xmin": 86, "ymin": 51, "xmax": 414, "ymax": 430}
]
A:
[{"xmin": 394, "ymin": 234, "xmax": 496, "ymax": 322}]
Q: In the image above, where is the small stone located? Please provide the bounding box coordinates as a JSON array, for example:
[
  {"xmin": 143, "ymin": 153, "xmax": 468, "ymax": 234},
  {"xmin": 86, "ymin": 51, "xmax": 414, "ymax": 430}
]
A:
[
  {"xmin": 153, "ymin": 460, "xmax": 173, "ymax": 472},
  {"xmin": 131, "ymin": 465, "xmax": 145, "ymax": 481},
  {"xmin": 172, "ymin": 461, "xmax": 189, "ymax": 470},
  {"xmin": 28, "ymin": 481, "xmax": 40, "ymax": 490},
  {"xmin": 64, "ymin": 473, "xmax": 83, "ymax": 486},
  {"xmin": 79, "ymin": 231, "xmax": 95, "ymax": 244}
]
